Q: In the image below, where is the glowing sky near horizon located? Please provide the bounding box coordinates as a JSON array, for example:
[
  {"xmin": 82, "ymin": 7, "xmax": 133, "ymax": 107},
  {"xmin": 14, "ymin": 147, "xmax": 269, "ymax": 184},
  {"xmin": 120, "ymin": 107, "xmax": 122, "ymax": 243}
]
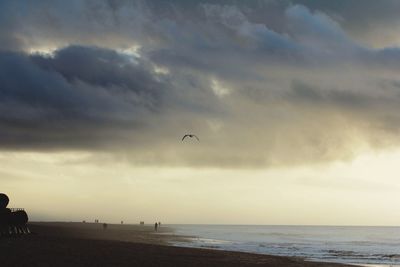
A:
[
  {"xmin": 1, "ymin": 0, "xmax": 400, "ymax": 225},
  {"xmin": 2, "ymin": 148, "xmax": 400, "ymax": 225}
]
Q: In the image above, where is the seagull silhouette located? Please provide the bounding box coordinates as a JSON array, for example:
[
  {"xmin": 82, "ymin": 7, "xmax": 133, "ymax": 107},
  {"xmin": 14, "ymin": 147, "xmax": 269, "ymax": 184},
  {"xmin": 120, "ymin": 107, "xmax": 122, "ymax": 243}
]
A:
[{"xmin": 182, "ymin": 134, "xmax": 199, "ymax": 141}]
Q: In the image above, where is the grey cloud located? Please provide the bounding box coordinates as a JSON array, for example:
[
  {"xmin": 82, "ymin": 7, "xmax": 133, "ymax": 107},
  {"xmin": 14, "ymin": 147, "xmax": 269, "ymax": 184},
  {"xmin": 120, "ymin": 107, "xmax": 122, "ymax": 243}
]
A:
[
  {"xmin": 31, "ymin": 46, "xmax": 163, "ymax": 110},
  {"xmin": 294, "ymin": 0, "xmax": 400, "ymax": 47},
  {"xmin": 290, "ymin": 80, "xmax": 373, "ymax": 109},
  {"xmin": 3, "ymin": 0, "xmax": 400, "ymax": 52},
  {"xmin": 0, "ymin": 46, "xmax": 170, "ymax": 150},
  {"xmin": 2, "ymin": 1, "xmax": 400, "ymax": 168}
]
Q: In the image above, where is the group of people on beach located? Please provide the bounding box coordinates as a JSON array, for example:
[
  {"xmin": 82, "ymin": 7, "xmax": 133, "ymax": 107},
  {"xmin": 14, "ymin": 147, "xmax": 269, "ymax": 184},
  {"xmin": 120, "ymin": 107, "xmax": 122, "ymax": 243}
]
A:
[{"xmin": 98, "ymin": 221, "xmax": 162, "ymax": 231}]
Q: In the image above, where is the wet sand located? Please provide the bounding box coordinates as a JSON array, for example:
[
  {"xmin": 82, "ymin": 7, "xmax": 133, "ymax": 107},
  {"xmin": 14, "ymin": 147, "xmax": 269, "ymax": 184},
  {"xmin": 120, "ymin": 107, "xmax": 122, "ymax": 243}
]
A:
[{"xmin": 0, "ymin": 222, "xmax": 353, "ymax": 267}]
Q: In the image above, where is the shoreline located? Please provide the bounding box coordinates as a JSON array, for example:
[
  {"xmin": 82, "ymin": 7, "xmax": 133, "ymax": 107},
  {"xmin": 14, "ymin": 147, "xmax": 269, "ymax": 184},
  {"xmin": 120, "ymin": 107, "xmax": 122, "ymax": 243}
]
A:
[{"xmin": 0, "ymin": 222, "xmax": 355, "ymax": 266}]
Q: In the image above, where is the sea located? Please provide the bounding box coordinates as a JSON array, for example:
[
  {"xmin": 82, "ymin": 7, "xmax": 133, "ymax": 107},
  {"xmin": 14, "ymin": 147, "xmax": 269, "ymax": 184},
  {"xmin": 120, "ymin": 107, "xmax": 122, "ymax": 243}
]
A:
[{"xmin": 167, "ymin": 225, "xmax": 400, "ymax": 266}]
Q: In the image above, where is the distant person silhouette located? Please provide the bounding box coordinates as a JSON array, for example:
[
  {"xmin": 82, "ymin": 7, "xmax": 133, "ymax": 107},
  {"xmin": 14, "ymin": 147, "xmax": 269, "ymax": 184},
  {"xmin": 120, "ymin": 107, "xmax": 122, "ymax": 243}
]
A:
[
  {"xmin": 103, "ymin": 223, "xmax": 107, "ymax": 230},
  {"xmin": 154, "ymin": 222, "xmax": 158, "ymax": 231}
]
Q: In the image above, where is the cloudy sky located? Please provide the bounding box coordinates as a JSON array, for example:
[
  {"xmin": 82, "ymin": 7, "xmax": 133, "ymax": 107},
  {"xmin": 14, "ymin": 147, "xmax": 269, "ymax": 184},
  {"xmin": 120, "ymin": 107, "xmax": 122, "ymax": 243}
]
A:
[{"xmin": 1, "ymin": 0, "xmax": 400, "ymax": 225}]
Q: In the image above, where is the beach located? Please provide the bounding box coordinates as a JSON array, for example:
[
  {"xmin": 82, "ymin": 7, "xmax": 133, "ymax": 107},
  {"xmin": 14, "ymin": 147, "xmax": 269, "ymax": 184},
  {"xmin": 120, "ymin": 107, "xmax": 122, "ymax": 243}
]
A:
[{"xmin": 0, "ymin": 222, "xmax": 352, "ymax": 267}]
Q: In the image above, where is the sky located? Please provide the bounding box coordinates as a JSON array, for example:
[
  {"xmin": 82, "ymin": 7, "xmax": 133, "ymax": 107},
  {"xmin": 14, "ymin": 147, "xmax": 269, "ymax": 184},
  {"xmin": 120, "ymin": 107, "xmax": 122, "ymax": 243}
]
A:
[{"xmin": 1, "ymin": 0, "xmax": 400, "ymax": 225}]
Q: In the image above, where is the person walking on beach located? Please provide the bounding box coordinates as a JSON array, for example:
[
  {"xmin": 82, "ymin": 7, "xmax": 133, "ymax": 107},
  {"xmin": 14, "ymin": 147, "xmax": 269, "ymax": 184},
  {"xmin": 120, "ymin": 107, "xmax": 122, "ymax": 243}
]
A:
[{"xmin": 154, "ymin": 222, "xmax": 158, "ymax": 231}]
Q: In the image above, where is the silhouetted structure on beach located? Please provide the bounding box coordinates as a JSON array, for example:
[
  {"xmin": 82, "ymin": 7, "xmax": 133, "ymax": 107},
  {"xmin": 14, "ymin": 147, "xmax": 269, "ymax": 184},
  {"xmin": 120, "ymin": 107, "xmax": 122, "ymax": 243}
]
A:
[{"xmin": 0, "ymin": 193, "xmax": 30, "ymax": 237}]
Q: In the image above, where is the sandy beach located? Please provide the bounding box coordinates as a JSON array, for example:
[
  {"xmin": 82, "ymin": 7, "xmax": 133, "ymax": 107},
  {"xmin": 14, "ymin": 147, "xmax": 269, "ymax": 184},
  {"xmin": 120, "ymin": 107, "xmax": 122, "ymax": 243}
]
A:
[{"xmin": 0, "ymin": 222, "xmax": 354, "ymax": 267}]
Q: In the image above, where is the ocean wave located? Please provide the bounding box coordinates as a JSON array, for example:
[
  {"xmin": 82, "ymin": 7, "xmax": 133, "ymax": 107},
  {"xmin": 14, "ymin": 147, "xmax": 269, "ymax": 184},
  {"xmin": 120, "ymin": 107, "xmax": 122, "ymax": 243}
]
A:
[
  {"xmin": 325, "ymin": 250, "xmax": 365, "ymax": 257},
  {"xmin": 170, "ymin": 225, "xmax": 400, "ymax": 265},
  {"xmin": 378, "ymin": 254, "xmax": 400, "ymax": 259},
  {"xmin": 258, "ymin": 232, "xmax": 307, "ymax": 237}
]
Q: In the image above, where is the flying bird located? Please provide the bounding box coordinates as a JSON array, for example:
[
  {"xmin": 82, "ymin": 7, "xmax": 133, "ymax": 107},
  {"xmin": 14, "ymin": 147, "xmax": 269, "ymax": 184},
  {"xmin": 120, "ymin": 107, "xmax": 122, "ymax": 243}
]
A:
[{"xmin": 182, "ymin": 134, "xmax": 199, "ymax": 141}]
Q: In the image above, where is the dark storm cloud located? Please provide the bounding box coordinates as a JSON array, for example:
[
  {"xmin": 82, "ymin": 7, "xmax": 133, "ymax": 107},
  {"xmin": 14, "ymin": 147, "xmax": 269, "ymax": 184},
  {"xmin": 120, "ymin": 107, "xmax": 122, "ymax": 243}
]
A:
[
  {"xmin": 0, "ymin": 46, "xmax": 169, "ymax": 149},
  {"xmin": 2, "ymin": 0, "xmax": 400, "ymax": 167},
  {"xmin": 291, "ymin": 0, "xmax": 400, "ymax": 48},
  {"xmin": 288, "ymin": 80, "xmax": 389, "ymax": 110},
  {"xmin": 31, "ymin": 46, "xmax": 162, "ymax": 109},
  {"xmin": 0, "ymin": 1, "xmax": 26, "ymax": 51}
]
